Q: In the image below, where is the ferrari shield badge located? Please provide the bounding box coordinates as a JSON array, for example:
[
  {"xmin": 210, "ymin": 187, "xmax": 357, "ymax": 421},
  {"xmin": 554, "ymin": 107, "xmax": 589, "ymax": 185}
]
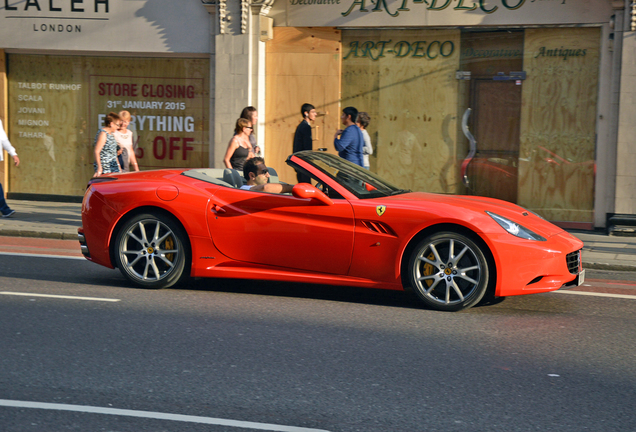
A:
[{"xmin": 376, "ymin": 205, "xmax": 386, "ymax": 217}]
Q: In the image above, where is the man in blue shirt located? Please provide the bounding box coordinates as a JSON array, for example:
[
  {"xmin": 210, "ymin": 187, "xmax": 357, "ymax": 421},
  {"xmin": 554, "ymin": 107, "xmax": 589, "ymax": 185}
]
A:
[{"xmin": 334, "ymin": 106, "xmax": 364, "ymax": 167}]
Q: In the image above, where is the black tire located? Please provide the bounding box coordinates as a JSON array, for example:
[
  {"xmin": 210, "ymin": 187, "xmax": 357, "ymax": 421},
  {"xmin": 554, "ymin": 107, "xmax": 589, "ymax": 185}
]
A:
[
  {"xmin": 407, "ymin": 231, "xmax": 489, "ymax": 311},
  {"xmin": 114, "ymin": 212, "xmax": 190, "ymax": 289}
]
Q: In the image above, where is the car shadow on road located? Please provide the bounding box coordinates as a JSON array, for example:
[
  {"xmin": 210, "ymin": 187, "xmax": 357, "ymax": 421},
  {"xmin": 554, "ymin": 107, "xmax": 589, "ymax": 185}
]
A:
[
  {"xmin": 180, "ymin": 277, "xmax": 509, "ymax": 311},
  {"xmin": 183, "ymin": 277, "xmax": 426, "ymax": 310}
]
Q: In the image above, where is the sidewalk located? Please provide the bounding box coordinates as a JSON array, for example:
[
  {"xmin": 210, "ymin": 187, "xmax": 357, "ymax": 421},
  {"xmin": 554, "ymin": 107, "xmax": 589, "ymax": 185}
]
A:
[
  {"xmin": 1, "ymin": 200, "xmax": 635, "ymax": 272},
  {"xmin": 0, "ymin": 200, "xmax": 81, "ymax": 240}
]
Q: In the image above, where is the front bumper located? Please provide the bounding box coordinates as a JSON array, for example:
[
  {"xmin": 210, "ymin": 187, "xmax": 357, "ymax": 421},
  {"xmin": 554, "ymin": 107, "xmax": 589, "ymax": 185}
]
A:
[{"xmin": 486, "ymin": 230, "xmax": 585, "ymax": 297}]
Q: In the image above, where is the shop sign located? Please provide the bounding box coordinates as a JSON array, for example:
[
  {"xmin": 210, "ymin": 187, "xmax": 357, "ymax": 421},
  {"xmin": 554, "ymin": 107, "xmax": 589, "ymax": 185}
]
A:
[
  {"xmin": 281, "ymin": 0, "xmax": 612, "ymax": 27},
  {"xmin": 534, "ymin": 46, "xmax": 587, "ymax": 60},
  {"xmin": 344, "ymin": 40, "xmax": 455, "ymax": 60},
  {"xmin": 341, "ymin": 0, "xmax": 525, "ymax": 18},
  {"xmin": 12, "ymin": 81, "xmax": 83, "ymax": 140},
  {"xmin": 3, "ymin": 0, "xmax": 109, "ymax": 34},
  {"xmin": 461, "ymin": 48, "xmax": 522, "ymax": 59},
  {"xmin": 0, "ymin": 0, "xmax": 210, "ymax": 53},
  {"xmin": 3, "ymin": 0, "xmax": 108, "ymax": 12}
]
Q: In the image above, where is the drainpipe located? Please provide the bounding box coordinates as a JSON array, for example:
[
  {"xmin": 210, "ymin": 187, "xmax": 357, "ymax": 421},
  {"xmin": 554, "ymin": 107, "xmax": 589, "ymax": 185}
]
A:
[
  {"xmin": 606, "ymin": 1, "xmax": 624, "ymax": 227},
  {"xmin": 202, "ymin": 0, "xmax": 216, "ymax": 168}
]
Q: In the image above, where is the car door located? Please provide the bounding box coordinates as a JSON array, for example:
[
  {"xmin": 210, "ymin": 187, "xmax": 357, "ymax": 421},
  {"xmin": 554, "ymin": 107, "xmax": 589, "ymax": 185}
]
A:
[{"xmin": 207, "ymin": 187, "xmax": 355, "ymax": 275}]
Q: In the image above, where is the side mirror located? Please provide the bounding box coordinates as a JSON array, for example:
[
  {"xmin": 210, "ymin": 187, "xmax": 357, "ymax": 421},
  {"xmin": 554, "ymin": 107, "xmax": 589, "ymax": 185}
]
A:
[{"xmin": 292, "ymin": 183, "xmax": 334, "ymax": 206}]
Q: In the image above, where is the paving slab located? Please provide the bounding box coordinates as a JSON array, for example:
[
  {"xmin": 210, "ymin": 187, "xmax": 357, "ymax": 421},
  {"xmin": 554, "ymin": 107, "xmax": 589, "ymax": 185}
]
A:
[{"xmin": 0, "ymin": 200, "xmax": 81, "ymax": 240}]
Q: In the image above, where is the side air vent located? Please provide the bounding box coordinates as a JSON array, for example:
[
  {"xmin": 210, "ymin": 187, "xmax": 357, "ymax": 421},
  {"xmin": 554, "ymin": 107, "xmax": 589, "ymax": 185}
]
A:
[
  {"xmin": 361, "ymin": 220, "xmax": 397, "ymax": 237},
  {"xmin": 566, "ymin": 250, "xmax": 581, "ymax": 274}
]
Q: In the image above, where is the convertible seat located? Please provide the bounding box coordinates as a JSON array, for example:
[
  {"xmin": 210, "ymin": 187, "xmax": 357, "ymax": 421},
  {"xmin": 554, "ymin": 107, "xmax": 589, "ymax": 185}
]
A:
[
  {"xmin": 267, "ymin": 167, "xmax": 279, "ymax": 183},
  {"xmin": 223, "ymin": 168, "xmax": 244, "ymax": 188}
]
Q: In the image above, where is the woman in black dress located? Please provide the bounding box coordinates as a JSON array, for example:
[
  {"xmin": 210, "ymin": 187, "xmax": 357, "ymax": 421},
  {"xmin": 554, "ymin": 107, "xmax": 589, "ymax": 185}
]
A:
[{"xmin": 223, "ymin": 118, "xmax": 254, "ymax": 171}]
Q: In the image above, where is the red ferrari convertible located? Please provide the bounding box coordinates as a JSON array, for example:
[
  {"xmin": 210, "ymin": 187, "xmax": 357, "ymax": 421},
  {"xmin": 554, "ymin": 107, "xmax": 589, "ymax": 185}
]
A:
[{"xmin": 78, "ymin": 151, "xmax": 584, "ymax": 311}]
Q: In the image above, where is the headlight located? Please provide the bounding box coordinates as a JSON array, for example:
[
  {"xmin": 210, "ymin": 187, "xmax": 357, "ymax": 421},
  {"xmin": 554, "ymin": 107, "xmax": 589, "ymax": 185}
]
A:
[{"xmin": 486, "ymin": 211, "xmax": 546, "ymax": 241}]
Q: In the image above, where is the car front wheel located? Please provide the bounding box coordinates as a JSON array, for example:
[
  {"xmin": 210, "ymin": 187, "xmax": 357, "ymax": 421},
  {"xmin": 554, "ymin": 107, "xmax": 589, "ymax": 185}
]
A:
[
  {"xmin": 114, "ymin": 213, "xmax": 189, "ymax": 289},
  {"xmin": 407, "ymin": 231, "xmax": 489, "ymax": 311}
]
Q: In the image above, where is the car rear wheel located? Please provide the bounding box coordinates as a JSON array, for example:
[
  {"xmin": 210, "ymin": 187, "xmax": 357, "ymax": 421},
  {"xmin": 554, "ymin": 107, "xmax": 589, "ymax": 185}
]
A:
[
  {"xmin": 114, "ymin": 213, "xmax": 189, "ymax": 289},
  {"xmin": 407, "ymin": 231, "xmax": 489, "ymax": 311}
]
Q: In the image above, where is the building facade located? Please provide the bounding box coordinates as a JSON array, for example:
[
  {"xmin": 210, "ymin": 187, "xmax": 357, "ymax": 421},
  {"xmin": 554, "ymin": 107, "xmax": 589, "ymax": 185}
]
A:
[
  {"xmin": 1, "ymin": 0, "xmax": 635, "ymax": 230},
  {"xmin": 0, "ymin": 0, "xmax": 211, "ymax": 197}
]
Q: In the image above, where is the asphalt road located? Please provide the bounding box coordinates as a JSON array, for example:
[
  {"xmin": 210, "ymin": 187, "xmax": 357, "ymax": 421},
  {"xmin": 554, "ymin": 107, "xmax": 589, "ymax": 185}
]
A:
[{"xmin": 1, "ymin": 253, "xmax": 635, "ymax": 432}]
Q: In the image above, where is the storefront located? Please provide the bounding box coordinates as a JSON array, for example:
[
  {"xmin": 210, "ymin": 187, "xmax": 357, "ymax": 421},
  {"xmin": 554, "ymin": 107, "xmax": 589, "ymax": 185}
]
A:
[
  {"xmin": 0, "ymin": 1, "xmax": 211, "ymax": 198},
  {"xmin": 264, "ymin": 0, "xmax": 619, "ymax": 229}
]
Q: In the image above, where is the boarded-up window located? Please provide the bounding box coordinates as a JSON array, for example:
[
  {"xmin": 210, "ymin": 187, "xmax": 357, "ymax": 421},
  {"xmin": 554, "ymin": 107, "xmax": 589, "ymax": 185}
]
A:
[
  {"xmin": 342, "ymin": 29, "xmax": 462, "ymax": 194},
  {"xmin": 7, "ymin": 55, "xmax": 209, "ymax": 196},
  {"xmin": 518, "ymin": 28, "xmax": 599, "ymax": 223}
]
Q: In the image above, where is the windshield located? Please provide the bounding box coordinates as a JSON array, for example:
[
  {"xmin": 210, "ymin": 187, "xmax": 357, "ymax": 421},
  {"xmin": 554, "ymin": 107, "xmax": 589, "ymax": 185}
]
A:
[{"xmin": 291, "ymin": 151, "xmax": 408, "ymax": 199}]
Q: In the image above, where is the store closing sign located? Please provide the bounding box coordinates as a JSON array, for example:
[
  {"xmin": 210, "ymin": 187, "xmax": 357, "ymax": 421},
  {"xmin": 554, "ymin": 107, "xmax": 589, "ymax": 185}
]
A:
[{"xmin": 92, "ymin": 75, "xmax": 206, "ymax": 168}]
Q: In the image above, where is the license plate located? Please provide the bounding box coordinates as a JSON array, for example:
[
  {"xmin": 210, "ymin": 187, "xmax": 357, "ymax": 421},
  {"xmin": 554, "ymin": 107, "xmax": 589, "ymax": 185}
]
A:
[{"xmin": 576, "ymin": 269, "xmax": 585, "ymax": 286}]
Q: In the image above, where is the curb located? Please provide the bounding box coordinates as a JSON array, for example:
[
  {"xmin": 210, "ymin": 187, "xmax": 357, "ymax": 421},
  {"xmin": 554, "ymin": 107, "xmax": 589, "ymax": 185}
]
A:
[
  {"xmin": 583, "ymin": 262, "xmax": 636, "ymax": 272},
  {"xmin": 0, "ymin": 230, "xmax": 79, "ymax": 240}
]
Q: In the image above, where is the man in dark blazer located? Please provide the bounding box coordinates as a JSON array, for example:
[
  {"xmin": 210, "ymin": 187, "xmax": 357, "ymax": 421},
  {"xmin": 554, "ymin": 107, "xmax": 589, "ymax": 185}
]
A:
[{"xmin": 293, "ymin": 103, "xmax": 317, "ymax": 183}]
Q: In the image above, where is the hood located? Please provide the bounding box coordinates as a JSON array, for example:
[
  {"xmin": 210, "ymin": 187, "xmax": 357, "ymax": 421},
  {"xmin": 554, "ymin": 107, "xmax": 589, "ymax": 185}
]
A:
[{"xmin": 383, "ymin": 192, "xmax": 566, "ymax": 238}]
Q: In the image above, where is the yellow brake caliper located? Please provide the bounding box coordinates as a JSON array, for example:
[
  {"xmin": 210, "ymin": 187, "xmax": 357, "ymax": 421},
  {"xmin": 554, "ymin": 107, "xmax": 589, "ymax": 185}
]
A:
[
  {"xmin": 422, "ymin": 252, "xmax": 435, "ymax": 287},
  {"xmin": 164, "ymin": 236, "xmax": 175, "ymax": 262}
]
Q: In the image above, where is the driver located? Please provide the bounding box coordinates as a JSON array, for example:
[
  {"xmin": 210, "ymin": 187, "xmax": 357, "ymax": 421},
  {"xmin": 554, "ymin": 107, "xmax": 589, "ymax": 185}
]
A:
[{"xmin": 241, "ymin": 157, "xmax": 294, "ymax": 193}]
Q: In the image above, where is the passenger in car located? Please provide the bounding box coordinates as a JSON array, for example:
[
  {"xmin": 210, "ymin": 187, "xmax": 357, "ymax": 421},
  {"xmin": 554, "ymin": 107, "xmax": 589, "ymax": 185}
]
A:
[{"xmin": 241, "ymin": 157, "xmax": 294, "ymax": 193}]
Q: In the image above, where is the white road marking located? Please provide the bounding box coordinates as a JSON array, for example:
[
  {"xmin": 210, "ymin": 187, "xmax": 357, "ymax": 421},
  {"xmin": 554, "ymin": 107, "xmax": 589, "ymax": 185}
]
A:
[
  {"xmin": 0, "ymin": 292, "xmax": 120, "ymax": 302},
  {"xmin": 553, "ymin": 290, "xmax": 636, "ymax": 300},
  {"xmin": 0, "ymin": 399, "xmax": 331, "ymax": 432},
  {"xmin": 0, "ymin": 251, "xmax": 84, "ymax": 260}
]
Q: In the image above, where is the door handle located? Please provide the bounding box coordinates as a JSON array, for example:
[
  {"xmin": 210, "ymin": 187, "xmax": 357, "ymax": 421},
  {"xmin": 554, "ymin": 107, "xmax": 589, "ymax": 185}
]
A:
[{"xmin": 211, "ymin": 204, "xmax": 226, "ymax": 214}]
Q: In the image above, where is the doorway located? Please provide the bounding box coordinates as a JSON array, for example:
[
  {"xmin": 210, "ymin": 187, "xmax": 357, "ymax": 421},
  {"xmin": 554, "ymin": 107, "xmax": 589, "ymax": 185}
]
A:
[
  {"xmin": 468, "ymin": 79, "xmax": 522, "ymax": 202},
  {"xmin": 460, "ymin": 30, "xmax": 524, "ymax": 203}
]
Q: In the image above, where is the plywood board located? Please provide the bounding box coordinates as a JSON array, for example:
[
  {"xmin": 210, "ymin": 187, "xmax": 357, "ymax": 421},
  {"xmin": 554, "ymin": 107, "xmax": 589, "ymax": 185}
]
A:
[
  {"xmin": 343, "ymin": 29, "xmax": 462, "ymax": 193},
  {"xmin": 265, "ymin": 27, "xmax": 341, "ymax": 184},
  {"xmin": 267, "ymin": 27, "xmax": 342, "ymax": 54},
  {"xmin": 518, "ymin": 28, "xmax": 599, "ymax": 222},
  {"xmin": 7, "ymin": 55, "xmax": 209, "ymax": 196}
]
